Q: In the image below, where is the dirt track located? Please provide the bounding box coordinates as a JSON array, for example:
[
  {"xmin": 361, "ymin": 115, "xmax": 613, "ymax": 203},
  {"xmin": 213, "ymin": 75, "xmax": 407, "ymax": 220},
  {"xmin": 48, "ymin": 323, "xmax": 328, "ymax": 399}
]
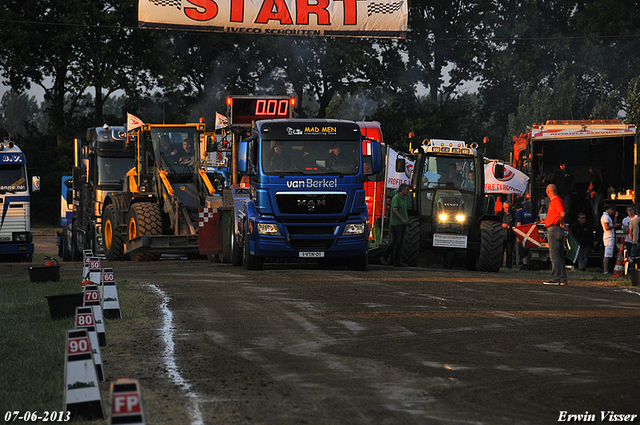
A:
[{"xmin": 13, "ymin": 229, "xmax": 640, "ymax": 424}]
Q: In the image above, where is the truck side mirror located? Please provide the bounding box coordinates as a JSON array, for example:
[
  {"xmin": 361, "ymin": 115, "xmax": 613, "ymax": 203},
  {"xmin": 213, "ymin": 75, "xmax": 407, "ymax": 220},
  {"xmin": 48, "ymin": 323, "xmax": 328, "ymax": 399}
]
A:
[
  {"xmin": 494, "ymin": 163, "xmax": 504, "ymax": 179},
  {"xmin": 237, "ymin": 141, "xmax": 248, "ymax": 174},
  {"xmin": 31, "ymin": 176, "xmax": 41, "ymax": 193},
  {"xmin": 369, "ymin": 141, "xmax": 383, "ymax": 174},
  {"xmin": 396, "ymin": 157, "xmax": 406, "ymax": 173}
]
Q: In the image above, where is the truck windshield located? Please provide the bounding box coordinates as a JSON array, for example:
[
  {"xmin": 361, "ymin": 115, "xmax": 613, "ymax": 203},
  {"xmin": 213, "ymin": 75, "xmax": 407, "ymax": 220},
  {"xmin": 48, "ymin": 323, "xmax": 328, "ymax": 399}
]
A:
[
  {"xmin": 421, "ymin": 156, "xmax": 476, "ymax": 191},
  {"xmin": 152, "ymin": 127, "xmax": 198, "ymax": 173},
  {"xmin": 0, "ymin": 164, "xmax": 27, "ymax": 192},
  {"xmin": 97, "ymin": 156, "xmax": 136, "ymax": 185},
  {"xmin": 262, "ymin": 140, "xmax": 360, "ymax": 176}
]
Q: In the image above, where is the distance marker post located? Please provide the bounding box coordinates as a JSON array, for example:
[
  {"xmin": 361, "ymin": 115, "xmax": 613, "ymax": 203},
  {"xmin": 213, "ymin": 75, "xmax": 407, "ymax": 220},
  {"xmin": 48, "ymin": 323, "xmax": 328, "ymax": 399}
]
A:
[
  {"xmin": 83, "ymin": 284, "xmax": 107, "ymax": 346},
  {"xmin": 102, "ymin": 267, "xmax": 122, "ymax": 319},
  {"xmin": 63, "ymin": 329, "xmax": 104, "ymax": 420},
  {"xmin": 110, "ymin": 379, "xmax": 147, "ymax": 424},
  {"xmin": 75, "ymin": 306, "xmax": 105, "ymax": 382},
  {"xmin": 88, "ymin": 257, "xmax": 101, "ymax": 285},
  {"xmin": 82, "ymin": 250, "xmax": 93, "ymax": 278}
]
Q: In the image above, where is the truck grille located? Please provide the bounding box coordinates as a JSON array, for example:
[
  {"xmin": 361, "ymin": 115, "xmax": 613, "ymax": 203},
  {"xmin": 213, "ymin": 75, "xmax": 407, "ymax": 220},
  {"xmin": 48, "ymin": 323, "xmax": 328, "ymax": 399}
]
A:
[
  {"xmin": 286, "ymin": 226, "xmax": 337, "ymax": 235},
  {"xmin": 276, "ymin": 193, "xmax": 347, "ymax": 214},
  {"xmin": 289, "ymin": 239, "xmax": 335, "ymax": 250}
]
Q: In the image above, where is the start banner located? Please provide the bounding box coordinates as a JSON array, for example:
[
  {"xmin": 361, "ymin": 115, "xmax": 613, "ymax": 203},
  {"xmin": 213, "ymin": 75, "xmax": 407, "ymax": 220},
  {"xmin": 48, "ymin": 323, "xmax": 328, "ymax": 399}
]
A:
[{"xmin": 138, "ymin": 0, "xmax": 408, "ymax": 38}]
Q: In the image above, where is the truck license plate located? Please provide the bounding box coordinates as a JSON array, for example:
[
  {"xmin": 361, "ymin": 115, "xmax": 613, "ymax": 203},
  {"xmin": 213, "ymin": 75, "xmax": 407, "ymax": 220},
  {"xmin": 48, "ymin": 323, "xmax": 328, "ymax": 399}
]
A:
[
  {"xmin": 433, "ymin": 233, "xmax": 468, "ymax": 248},
  {"xmin": 299, "ymin": 251, "xmax": 324, "ymax": 258}
]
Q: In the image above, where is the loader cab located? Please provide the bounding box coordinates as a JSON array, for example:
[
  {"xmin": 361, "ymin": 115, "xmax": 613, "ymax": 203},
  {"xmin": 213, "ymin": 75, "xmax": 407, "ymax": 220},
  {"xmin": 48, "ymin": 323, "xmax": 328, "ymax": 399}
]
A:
[{"xmin": 151, "ymin": 126, "xmax": 200, "ymax": 178}]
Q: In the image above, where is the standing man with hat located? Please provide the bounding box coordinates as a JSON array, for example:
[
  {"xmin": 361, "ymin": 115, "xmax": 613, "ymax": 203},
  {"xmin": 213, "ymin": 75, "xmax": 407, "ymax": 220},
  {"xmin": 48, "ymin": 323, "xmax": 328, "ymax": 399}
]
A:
[{"xmin": 544, "ymin": 184, "xmax": 568, "ymax": 285}]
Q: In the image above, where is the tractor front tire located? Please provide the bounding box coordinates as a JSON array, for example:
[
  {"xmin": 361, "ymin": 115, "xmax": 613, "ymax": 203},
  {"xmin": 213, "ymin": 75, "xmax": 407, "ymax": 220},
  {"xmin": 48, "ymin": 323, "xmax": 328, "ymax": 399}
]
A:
[
  {"xmin": 476, "ymin": 220, "xmax": 503, "ymax": 272},
  {"xmin": 401, "ymin": 217, "xmax": 421, "ymax": 266}
]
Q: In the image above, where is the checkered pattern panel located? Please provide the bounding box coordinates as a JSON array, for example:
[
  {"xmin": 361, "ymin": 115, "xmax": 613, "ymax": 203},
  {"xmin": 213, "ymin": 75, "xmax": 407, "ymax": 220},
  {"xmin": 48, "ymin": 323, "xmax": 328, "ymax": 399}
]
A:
[
  {"xmin": 367, "ymin": 1, "xmax": 403, "ymax": 16},
  {"xmin": 148, "ymin": 0, "xmax": 181, "ymax": 9},
  {"xmin": 199, "ymin": 208, "xmax": 216, "ymax": 228}
]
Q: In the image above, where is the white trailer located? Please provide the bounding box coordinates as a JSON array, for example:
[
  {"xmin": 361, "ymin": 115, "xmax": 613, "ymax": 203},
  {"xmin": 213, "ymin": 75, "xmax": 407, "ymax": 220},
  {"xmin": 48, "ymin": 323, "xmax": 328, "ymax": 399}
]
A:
[{"xmin": 0, "ymin": 140, "xmax": 40, "ymax": 261}]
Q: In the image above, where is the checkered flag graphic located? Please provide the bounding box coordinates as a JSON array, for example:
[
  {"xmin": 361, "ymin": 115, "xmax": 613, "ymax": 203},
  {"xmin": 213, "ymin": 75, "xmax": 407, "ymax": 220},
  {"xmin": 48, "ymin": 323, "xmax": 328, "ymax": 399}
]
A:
[
  {"xmin": 367, "ymin": 1, "xmax": 403, "ymax": 16},
  {"xmin": 199, "ymin": 208, "xmax": 216, "ymax": 227},
  {"xmin": 148, "ymin": 0, "xmax": 181, "ymax": 10}
]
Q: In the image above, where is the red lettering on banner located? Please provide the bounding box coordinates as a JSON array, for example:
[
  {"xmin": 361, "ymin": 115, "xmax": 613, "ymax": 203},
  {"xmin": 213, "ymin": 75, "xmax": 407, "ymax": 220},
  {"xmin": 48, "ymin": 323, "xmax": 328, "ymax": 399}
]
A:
[
  {"xmin": 255, "ymin": 0, "xmax": 293, "ymax": 24},
  {"xmin": 296, "ymin": 0, "xmax": 330, "ymax": 25},
  {"xmin": 184, "ymin": 0, "xmax": 218, "ymax": 21},
  {"xmin": 230, "ymin": 0, "xmax": 243, "ymax": 22},
  {"xmin": 334, "ymin": 0, "xmax": 357, "ymax": 25}
]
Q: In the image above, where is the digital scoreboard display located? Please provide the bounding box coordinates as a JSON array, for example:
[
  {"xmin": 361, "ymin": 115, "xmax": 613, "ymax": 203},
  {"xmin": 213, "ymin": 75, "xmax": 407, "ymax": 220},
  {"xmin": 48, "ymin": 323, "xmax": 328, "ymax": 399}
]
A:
[{"xmin": 227, "ymin": 96, "xmax": 295, "ymax": 125}]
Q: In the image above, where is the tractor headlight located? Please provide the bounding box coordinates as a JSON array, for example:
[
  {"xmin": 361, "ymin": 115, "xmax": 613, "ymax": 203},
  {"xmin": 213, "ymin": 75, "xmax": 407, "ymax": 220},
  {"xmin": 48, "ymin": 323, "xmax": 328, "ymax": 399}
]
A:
[
  {"xmin": 343, "ymin": 223, "xmax": 366, "ymax": 235},
  {"xmin": 257, "ymin": 223, "xmax": 280, "ymax": 236},
  {"xmin": 455, "ymin": 214, "xmax": 466, "ymax": 223},
  {"xmin": 438, "ymin": 213, "xmax": 448, "ymax": 222}
]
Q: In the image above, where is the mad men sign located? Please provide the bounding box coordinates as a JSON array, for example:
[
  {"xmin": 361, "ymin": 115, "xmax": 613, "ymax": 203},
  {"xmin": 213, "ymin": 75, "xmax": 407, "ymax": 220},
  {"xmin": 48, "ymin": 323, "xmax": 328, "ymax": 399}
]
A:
[{"xmin": 138, "ymin": 0, "xmax": 408, "ymax": 38}]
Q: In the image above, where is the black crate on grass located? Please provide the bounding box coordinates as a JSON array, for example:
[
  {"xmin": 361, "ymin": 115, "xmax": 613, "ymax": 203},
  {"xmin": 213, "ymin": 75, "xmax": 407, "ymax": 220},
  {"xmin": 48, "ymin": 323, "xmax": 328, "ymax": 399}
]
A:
[{"xmin": 44, "ymin": 292, "xmax": 83, "ymax": 320}]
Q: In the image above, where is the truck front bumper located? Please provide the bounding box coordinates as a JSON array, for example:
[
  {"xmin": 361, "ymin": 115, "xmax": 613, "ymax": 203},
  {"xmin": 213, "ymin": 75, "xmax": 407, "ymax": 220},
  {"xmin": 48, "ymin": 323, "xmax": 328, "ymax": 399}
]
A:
[
  {"xmin": 0, "ymin": 242, "xmax": 34, "ymax": 255},
  {"xmin": 250, "ymin": 218, "xmax": 368, "ymax": 258}
]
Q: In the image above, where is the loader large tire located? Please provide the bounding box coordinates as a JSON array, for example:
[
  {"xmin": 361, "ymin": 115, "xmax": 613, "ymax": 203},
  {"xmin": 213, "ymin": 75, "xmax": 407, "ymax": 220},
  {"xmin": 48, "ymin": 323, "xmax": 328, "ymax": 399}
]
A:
[
  {"xmin": 401, "ymin": 217, "xmax": 421, "ymax": 266},
  {"xmin": 476, "ymin": 220, "xmax": 502, "ymax": 272},
  {"xmin": 127, "ymin": 202, "xmax": 162, "ymax": 261},
  {"xmin": 103, "ymin": 204, "xmax": 126, "ymax": 261}
]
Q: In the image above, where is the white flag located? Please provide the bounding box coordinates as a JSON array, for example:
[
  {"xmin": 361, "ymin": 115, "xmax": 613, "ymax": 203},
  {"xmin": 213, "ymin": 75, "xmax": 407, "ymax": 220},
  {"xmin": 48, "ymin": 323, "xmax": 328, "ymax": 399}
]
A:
[
  {"xmin": 215, "ymin": 113, "xmax": 228, "ymax": 130},
  {"xmin": 385, "ymin": 147, "xmax": 414, "ymax": 189},
  {"xmin": 484, "ymin": 162, "xmax": 529, "ymax": 196},
  {"xmin": 127, "ymin": 113, "xmax": 144, "ymax": 132}
]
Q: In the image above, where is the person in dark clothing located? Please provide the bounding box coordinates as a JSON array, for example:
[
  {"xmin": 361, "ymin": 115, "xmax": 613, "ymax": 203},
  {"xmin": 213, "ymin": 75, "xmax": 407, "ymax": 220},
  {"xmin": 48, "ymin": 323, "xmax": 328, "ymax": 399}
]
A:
[
  {"xmin": 501, "ymin": 200, "xmax": 515, "ymax": 268},
  {"xmin": 552, "ymin": 160, "xmax": 573, "ymax": 221},
  {"xmin": 587, "ymin": 165, "xmax": 603, "ymax": 223},
  {"xmin": 570, "ymin": 212, "xmax": 594, "ymax": 271},
  {"xmin": 514, "ymin": 202, "xmax": 534, "ymax": 265}
]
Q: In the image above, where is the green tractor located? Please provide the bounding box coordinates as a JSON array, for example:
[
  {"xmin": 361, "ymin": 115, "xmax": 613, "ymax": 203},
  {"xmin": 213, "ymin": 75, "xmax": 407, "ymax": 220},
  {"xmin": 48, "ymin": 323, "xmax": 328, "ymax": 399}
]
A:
[{"xmin": 398, "ymin": 140, "xmax": 503, "ymax": 271}]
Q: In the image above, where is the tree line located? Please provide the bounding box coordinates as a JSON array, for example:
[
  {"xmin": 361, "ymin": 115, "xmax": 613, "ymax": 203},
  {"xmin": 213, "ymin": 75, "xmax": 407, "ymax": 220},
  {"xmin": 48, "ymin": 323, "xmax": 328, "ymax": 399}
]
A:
[{"xmin": 1, "ymin": 0, "xmax": 640, "ymax": 224}]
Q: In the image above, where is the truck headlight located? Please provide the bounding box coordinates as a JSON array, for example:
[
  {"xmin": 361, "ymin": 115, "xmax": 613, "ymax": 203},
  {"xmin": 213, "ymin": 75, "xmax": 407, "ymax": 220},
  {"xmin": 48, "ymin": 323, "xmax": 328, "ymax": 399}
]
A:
[
  {"xmin": 343, "ymin": 223, "xmax": 365, "ymax": 235},
  {"xmin": 13, "ymin": 232, "xmax": 31, "ymax": 242},
  {"xmin": 438, "ymin": 213, "xmax": 448, "ymax": 222},
  {"xmin": 257, "ymin": 223, "xmax": 280, "ymax": 235},
  {"xmin": 455, "ymin": 214, "xmax": 466, "ymax": 223}
]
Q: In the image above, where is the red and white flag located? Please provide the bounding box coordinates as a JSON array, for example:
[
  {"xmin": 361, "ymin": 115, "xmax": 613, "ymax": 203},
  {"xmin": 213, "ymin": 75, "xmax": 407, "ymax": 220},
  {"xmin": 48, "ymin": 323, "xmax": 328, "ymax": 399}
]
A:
[
  {"xmin": 513, "ymin": 223, "xmax": 542, "ymax": 248},
  {"xmin": 127, "ymin": 113, "xmax": 144, "ymax": 132},
  {"xmin": 214, "ymin": 113, "xmax": 228, "ymax": 130}
]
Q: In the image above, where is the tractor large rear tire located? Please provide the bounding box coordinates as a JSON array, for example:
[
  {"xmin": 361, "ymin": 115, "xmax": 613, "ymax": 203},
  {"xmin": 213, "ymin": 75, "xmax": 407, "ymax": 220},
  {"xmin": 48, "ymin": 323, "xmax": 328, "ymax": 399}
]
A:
[
  {"xmin": 476, "ymin": 220, "xmax": 502, "ymax": 272},
  {"xmin": 401, "ymin": 217, "xmax": 421, "ymax": 266},
  {"xmin": 103, "ymin": 204, "xmax": 126, "ymax": 261},
  {"xmin": 127, "ymin": 202, "xmax": 162, "ymax": 261}
]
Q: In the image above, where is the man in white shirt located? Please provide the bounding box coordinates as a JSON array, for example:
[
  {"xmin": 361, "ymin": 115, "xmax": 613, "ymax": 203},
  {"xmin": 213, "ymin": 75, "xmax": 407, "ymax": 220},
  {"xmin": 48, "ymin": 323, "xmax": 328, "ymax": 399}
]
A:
[{"xmin": 601, "ymin": 205, "xmax": 621, "ymax": 274}]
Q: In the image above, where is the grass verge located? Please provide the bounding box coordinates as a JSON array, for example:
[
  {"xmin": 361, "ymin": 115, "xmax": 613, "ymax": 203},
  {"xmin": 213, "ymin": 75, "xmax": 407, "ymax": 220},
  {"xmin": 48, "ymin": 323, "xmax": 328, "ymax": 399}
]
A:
[{"xmin": 0, "ymin": 274, "xmax": 153, "ymax": 424}]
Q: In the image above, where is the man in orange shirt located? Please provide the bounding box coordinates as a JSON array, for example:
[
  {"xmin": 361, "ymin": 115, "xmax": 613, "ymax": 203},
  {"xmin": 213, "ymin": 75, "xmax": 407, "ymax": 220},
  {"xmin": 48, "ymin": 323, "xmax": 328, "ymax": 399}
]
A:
[{"xmin": 544, "ymin": 184, "xmax": 567, "ymax": 285}]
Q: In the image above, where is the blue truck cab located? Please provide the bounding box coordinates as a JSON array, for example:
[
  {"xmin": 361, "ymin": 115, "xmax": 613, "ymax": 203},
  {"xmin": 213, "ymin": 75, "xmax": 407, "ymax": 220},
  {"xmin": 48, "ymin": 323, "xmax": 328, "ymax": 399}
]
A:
[{"xmin": 234, "ymin": 119, "xmax": 382, "ymax": 270}]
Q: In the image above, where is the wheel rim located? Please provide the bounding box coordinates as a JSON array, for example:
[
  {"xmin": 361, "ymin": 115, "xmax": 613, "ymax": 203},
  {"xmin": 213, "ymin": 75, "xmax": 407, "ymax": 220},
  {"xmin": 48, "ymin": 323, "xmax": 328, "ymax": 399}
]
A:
[
  {"xmin": 104, "ymin": 219, "xmax": 113, "ymax": 250},
  {"xmin": 129, "ymin": 217, "xmax": 137, "ymax": 240}
]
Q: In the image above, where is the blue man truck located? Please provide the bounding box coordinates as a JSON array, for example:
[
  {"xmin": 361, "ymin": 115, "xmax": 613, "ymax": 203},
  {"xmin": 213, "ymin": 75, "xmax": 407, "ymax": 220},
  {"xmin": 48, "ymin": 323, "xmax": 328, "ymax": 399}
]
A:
[
  {"xmin": 0, "ymin": 140, "xmax": 40, "ymax": 261},
  {"xmin": 233, "ymin": 118, "xmax": 382, "ymax": 270}
]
